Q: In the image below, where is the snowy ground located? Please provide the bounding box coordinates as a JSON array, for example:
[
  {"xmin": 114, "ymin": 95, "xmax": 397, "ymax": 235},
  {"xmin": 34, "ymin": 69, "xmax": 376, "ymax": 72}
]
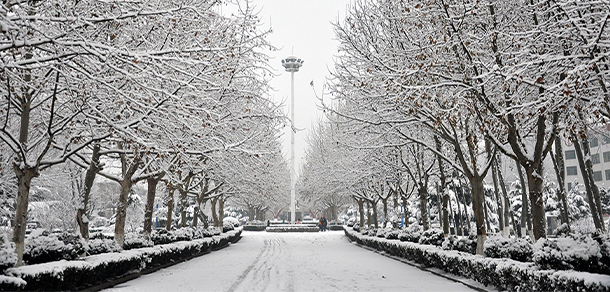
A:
[{"xmin": 103, "ymin": 231, "xmax": 476, "ymax": 292}]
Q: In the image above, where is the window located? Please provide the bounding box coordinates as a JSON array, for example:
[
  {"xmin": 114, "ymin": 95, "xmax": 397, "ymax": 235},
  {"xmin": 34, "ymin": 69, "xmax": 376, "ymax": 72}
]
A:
[
  {"xmin": 566, "ymin": 166, "xmax": 578, "ymax": 176},
  {"xmin": 604, "ymin": 136, "xmax": 610, "ymax": 145},
  {"xmin": 592, "ymin": 153, "xmax": 601, "ymax": 164},
  {"xmin": 606, "ymin": 169, "xmax": 610, "ymax": 180},
  {"xmin": 594, "ymin": 171, "xmax": 603, "ymax": 182},
  {"xmin": 568, "ymin": 182, "xmax": 572, "ymax": 191},
  {"xmin": 591, "ymin": 137, "xmax": 599, "ymax": 148},
  {"xmin": 565, "ymin": 150, "xmax": 576, "ymax": 160},
  {"xmin": 604, "ymin": 151, "xmax": 610, "ymax": 163}
]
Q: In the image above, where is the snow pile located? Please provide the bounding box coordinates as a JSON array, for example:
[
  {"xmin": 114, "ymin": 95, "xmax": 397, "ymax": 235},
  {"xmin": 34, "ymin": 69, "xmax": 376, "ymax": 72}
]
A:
[
  {"xmin": 484, "ymin": 235, "xmax": 533, "ymax": 262},
  {"xmin": 345, "ymin": 227, "xmax": 610, "ymax": 291}
]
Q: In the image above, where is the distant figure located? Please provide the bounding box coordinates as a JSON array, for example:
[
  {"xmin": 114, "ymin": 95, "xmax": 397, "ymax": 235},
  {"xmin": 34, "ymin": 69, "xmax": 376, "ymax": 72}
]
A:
[
  {"xmin": 267, "ymin": 220, "xmax": 270, "ymax": 227},
  {"xmin": 282, "ymin": 219, "xmax": 285, "ymax": 224},
  {"xmin": 319, "ymin": 216, "xmax": 328, "ymax": 231},
  {"xmin": 296, "ymin": 219, "xmax": 301, "ymax": 224}
]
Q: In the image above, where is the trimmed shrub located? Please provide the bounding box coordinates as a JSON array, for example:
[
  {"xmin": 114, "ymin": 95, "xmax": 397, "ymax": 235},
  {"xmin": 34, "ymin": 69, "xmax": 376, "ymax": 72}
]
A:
[
  {"xmin": 418, "ymin": 229, "xmax": 444, "ymax": 246},
  {"xmin": 87, "ymin": 238, "xmax": 121, "ymax": 256},
  {"xmin": 398, "ymin": 224, "xmax": 422, "ymax": 243},
  {"xmin": 484, "ymin": 235, "xmax": 532, "ymax": 262},
  {"xmin": 122, "ymin": 233, "xmax": 153, "ymax": 250},
  {"xmin": 223, "ymin": 221, "xmax": 235, "ymax": 233},
  {"xmin": 442, "ymin": 235, "xmax": 476, "ymax": 255},
  {"xmin": 386, "ymin": 230, "xmax": 400, "ymax": 240},
  {"xmin": 23, "ymin": 232, "xmax": 86, "ymax": 265},
  {"xmin": 533, "ymin": 232, "xmax": 610, "ymax": 275}
]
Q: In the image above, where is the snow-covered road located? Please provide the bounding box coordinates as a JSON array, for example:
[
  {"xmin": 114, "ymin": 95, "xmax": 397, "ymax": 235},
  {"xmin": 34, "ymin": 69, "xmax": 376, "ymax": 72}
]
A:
[{"xmin": 104, "ymin": 231, "xmax": 476, "ymax": 292}]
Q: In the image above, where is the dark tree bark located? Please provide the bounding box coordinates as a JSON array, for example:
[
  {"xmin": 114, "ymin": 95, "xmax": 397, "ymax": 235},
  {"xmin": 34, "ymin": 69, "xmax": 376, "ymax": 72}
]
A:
[
  {"xmin": 143, "ymin": 172, "xmax": 165, "ymax": 237},
  {"xmin": 573, "ymin": 134, "xmax": 604, "ymax": 230},
  {"xmin": 77, "ymin": 143, "xmax": 102, "ymax": 240}
]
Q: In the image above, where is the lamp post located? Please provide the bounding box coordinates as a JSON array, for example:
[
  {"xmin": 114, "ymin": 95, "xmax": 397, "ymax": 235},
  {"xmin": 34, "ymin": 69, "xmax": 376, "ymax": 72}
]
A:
[{"xmin": 281, "ymin": 56, "xmax": 304, "ymax": 224}]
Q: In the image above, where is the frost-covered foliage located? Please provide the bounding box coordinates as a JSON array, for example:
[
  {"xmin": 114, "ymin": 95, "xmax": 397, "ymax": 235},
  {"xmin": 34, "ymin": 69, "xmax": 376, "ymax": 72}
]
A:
[
  {"xmin": 3, "ymin": 229, "xmax": 242, "ymax": 291},
  {"xmin": 345, "ymin": 228, "xmax": 610, "ymax": 291},
  {"xmin": 398, "ymin": 224, "xmax": 422, "ymax": 243},
  {"xmin": 223, "ymin": 221, "xmax": 235, "ymax": 233},
  {"xmin": 442, "ymin": 235, "xmax": 476, "ymax": 255},
  {"xmin": 122, "ymin": 233, "xmax": 153, "ymax": 250},
  {"xmin": 87, "ymin": 238, "xmax": 121, "ymax": 255},
  {"xmin": 352, "ymin": 223, "xmax": 360, "ymax": 232},
  {"xmin": 0, "ymin": 235, "xmax": 16, "ymax": 273},
  {"xmin": 223, "ymin": 217, "xmax": 240, "ymax": 228},
  {"xmin": 385, "ymin": 229, "xmax": 400, "ymax": 240},
  {"xmin": 533, "ymin": 232, "xmax": 610, "ymax": 275},
  {"xmin": 418, "ymin": 229, "xmax": 444, "ymax": 246},
  {"xmin": 484, "ymin": 236, "xmax": 533, "ymax": 262},
  {"xmin": 23, "ymin": 232, "xmax": 86, "ymax": 264}
]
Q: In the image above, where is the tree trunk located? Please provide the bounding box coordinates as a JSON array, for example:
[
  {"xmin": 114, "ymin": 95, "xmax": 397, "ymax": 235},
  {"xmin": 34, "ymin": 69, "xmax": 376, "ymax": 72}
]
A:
[
  {"xmin": 77, "ymin": 143, "xmax": 101, "ymax": 240},
  {"xmin": 166, "ymin": 186, "xmax": 175, "ymax": 231},
  {"xmin": 491, "ymin": 156, "xmax": 504, "ymax": 236},
  {"xmin": 573, "ymin": 134, "xmax": 604, "ymax": 230},
  {"xmin": 366, "ymin": 201, "xmax": 371, "ymax": 228},
  {"xmin": 495, "ymin": 155, "xmax": 512, "ymax": 237},
  {"xmin": 453, "ymin": 182, "xmax": 463, "ymax": 235},
  {"xmin": 143, "ymin": 173, "xmax": 164, "ymax": 237},
  {"xmin": 115, "ymin": 179, "xmax": 133, "ymax": 247},
  {"xmin": 551, "ymin": 137, "xmax": 570, "ymax": 229},
  {"xmin": 382, "ymin": 198, "xmax": 388, "ymax": 227},
  {"xmin": 211, "ymin": 197, "xmax": 219, "ymax": 227},
  {"xmin": 357, "ymin": 199, "xmax": 364, "ymax": 228},
  {"xmin": 516, "ymin": 163, "xmax": 532, "ymax": 238},
  {"xmin": 526, "ymin": 166, "xmax": 547, "ymax": 240},
  {"xmin": 401, "ymin": 196, "xmax": 409, "ymax": 227},
  {"xmin": 12, "ymin": 165, "xmax": 38, "ymax": 266},
  {"xmin": 419, "ymin": 186, "xmax": 429, "ymax": 230},
  {"xmin": 470, "ymin": 176, "xmax": 487, "ymax": 255},
  {"xmin": 371, "ymin": 200, "xmax": 379, "ymax": 229},
  {"xmin": 248, "ymin": 205, "xmax": 255, "ymax": 221},
  {"xmin": 218, "ymin": 195, "xmax": 224, "ymax": 229},
  {"xmin": 180, "ymin": 189, "xmax": 188, "ymax": 228}
]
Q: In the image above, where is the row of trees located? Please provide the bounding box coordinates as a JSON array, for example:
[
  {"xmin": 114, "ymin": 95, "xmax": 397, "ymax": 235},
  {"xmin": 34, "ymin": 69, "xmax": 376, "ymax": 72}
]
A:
[
  {"xmin": 299, "ymin": 0, "xmax": 610, "ymax": 255},
  {"xmin": 0, "ymin": 0, "xmax": 288, "ymax": 266}
]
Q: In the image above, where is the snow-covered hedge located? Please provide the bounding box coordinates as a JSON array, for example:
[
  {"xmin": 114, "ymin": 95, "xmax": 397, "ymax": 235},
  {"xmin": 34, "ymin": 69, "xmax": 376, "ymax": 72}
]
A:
[
  {"xmin": 266, "ymin": 225, "xmax": 319, "ymax": 232},
  {"xmin": 484, "ymin": 235, "xmax": 533, "ymax": 262},
  {"xmin": 344, "ymin": 227, "xmax": 610, "ymax": 292},
  {"xmin": 442, "ymin": 234, "xmax": 476, "ymax": 255},
  {"xmin": 23, "ymin": 232, "xmax": 87, "ymax": 265},
  {"xmin": 2, "ymin": 228, "xmax": 242, "ymax": 291},
  {"xmin": 533, "ymin": 232, "xmax": 610, "ymax": 275}
]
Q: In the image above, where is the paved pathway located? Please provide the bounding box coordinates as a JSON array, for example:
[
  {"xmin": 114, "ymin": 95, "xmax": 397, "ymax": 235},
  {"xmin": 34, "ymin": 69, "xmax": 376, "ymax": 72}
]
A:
[{"xmin": 104, "ymin": 231, "xmax": 476, "ymax": 292}]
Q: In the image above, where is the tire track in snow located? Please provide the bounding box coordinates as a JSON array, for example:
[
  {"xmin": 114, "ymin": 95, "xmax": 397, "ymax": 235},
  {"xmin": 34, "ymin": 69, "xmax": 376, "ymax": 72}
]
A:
[
  {"xmin": 225, "ymin": 237, "xmax": 270, "ymax": 292},
  {"xmin": 226, "ymin": 236, "xmax": 293, "ymax": 292}
]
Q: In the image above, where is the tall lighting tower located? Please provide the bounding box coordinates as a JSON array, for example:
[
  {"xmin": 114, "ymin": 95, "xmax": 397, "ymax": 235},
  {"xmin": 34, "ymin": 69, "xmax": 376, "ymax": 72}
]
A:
[{"xmin": 281, "ymin": 56, "xmax": 303, "ymax": 224}]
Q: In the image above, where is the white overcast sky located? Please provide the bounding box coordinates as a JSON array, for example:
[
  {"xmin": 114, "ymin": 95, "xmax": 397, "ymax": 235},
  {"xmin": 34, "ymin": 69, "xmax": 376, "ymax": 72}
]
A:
[{"xmin": 248, "ymin": 0, "xmax": 352, "ymax": 176}]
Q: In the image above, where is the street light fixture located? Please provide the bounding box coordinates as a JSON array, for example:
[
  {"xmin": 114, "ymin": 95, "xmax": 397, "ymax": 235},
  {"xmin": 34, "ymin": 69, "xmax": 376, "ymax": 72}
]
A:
[{"xmin": 282, "ymin": 56, "xmax": 303, "ymax": 224}]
